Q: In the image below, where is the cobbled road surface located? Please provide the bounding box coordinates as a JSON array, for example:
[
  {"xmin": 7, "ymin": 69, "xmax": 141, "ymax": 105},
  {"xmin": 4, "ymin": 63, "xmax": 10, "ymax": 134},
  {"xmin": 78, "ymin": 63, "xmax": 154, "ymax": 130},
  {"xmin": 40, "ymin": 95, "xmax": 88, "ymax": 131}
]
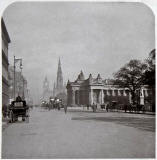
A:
[{"xmin": 2, "ymin": 107, "xmax": 155, "ymax": 158}]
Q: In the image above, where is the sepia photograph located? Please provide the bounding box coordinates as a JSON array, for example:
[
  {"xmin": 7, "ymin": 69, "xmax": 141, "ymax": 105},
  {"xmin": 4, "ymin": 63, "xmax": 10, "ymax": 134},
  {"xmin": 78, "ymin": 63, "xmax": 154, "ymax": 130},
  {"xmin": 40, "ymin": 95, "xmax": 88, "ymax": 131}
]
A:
[{"xmin": 1, "ymin": 1, "xmax": 156, "ymax": 159}]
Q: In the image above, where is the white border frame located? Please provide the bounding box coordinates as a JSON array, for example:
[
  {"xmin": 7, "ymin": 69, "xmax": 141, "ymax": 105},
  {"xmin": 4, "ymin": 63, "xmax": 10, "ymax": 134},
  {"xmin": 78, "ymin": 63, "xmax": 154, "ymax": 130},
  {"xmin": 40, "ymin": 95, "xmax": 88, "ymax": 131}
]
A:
[{"xmin": 0, "ymin": 1, "xmax": 156, "ymax": 160}]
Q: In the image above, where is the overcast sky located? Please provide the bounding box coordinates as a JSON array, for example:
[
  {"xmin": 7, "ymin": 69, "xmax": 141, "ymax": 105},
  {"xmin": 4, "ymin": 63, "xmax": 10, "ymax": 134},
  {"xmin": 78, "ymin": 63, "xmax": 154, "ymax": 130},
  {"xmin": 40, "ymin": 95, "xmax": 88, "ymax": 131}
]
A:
[{"xmin": 3, "ymin": 2, "xmax": 155, "ymax": 104}]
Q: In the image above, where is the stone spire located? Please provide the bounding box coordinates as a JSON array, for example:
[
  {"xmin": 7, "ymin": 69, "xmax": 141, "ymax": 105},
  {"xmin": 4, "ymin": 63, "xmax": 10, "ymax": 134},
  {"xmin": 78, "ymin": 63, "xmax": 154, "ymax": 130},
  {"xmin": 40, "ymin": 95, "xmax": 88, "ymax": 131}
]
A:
[
  {"xmin": 97, "ymin": 74, "xmax": 101, "ymax": 79},
  {"xmin": 97, "ymin": 74, "xmax": 102, "ymax": 83},
  {"xmin": 56, "ymin": 57, "xmax": 63, "ymax": 93},
  {"xmin": 88, "ymin": 73, "xmax": 93, "ymax": 84},
  {"xmin": 79, "ymin": 70, "xmax": 85, "ymax": 80}
]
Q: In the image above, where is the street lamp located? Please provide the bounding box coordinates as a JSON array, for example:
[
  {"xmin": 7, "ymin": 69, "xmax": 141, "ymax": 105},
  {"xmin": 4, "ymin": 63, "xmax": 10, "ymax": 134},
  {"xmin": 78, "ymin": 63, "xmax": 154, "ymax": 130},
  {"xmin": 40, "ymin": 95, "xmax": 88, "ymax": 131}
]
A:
[
  {"xmin": 13, "ymin": 56, "xmax": 22, "ymax": 100},
  {"xmin": 19, "ymin": 60, "xmax": 25, "ymax": 100}
]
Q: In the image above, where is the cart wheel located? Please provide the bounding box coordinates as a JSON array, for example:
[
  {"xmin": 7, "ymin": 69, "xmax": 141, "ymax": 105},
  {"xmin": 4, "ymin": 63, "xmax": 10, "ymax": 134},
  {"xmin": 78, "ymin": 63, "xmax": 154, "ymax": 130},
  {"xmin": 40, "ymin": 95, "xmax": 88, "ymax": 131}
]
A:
[
  {"xmin": 12, "ymin": 114, "xmax": 16, "ymax": 122},
  {"xmin": 14, "ymin": 116, "xmax": 18, "ymax": 121},
  {"xmin": 22, "ymin": 117, "xmax": 25, "ymax": 121}
]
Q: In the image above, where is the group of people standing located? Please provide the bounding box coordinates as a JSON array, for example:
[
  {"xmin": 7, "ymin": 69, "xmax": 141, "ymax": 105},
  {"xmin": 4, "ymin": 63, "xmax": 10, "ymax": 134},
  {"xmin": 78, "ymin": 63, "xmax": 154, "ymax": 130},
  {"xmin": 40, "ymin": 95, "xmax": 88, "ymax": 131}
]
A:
[
  {"xmin": 42, "ymin": 98, "xmax": 112, "ymax": 114},
  {"xmin": 87, "ymin": 102, "xmax": 110, "ymax": 112}
]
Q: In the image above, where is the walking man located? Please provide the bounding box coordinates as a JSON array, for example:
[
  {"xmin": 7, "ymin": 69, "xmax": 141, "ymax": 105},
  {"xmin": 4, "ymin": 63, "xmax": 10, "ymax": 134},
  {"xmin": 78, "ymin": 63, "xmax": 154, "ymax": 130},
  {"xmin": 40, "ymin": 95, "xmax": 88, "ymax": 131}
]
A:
[
  {"xmin": 92, "ymin": 103, "xmax": 96, "ymax": 112},
  {"xmin": 64, "ymin": 105, "xmax": 67, "ymax": 114},
  {"xmin": 87, "ymin": 104, "xmax": 89, "ymax": 110},
  {"xmin": 106, "ymin": 102, "xmax": 109, "ymax": 112}
]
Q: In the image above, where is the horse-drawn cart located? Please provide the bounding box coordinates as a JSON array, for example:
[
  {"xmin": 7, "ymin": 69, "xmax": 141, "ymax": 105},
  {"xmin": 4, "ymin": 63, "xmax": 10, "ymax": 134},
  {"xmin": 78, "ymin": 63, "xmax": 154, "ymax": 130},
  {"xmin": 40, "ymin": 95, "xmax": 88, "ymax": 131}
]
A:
[{"xmin": 9, "ymin": 100, "xmax": 29, "ymax": 123}]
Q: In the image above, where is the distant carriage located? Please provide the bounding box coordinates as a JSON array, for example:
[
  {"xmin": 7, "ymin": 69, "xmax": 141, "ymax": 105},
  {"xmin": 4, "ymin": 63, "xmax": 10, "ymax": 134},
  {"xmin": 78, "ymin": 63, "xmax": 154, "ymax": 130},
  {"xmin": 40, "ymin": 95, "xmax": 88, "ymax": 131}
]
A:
[
  {"xmin": 46, "ymin": 97, "xmax": 64, "ymax": 110},
  {"xmin": 54, "ymin": 98, "xmax": 62, "ymax": 110},
  {"xmin": 41, "ymin": 101, "xmax": 47, "ymax": 108},
  {"xmin": 48, "ymin": 98, "xmax": 55, "ymax": 110},
  {"xmin": 41, "ymin": 97, "xmax": 64, "ymax": 111}
]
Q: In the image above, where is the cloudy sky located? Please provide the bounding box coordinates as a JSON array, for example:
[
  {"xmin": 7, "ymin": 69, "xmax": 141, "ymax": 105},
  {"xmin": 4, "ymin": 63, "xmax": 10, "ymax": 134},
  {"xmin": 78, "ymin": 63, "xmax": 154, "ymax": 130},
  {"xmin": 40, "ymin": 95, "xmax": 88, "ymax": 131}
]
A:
[{"xmin": 3, "ymin": 2, "xmax": 155, "ymax": 104}]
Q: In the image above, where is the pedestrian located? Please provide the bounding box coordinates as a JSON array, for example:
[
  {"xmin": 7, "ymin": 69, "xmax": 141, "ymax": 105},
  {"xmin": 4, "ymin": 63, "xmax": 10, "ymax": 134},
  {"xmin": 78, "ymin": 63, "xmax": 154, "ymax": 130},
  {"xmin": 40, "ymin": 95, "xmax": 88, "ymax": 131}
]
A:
[
  {"xmin": 87, "ymin": 104, "xmax": 89, "ymax": 110},
  {"xmin": 2, "ymin": 104, "xmax": 7, "ymax": 118},
  {"xmin": 92, "ymin": 103, "xmax": 96, "ymax": 112},
  {"xmin": 16, "ymin": 95, "xmax": 22, "ymax": 102},
  {"xmin": 64, "ymin": 105, "xmax": 67, "ymax": 114},
  {"xmin": 106, "ymin": 103, "xmax": 109, "ymax": 112},
  {"xmin": 124, "ymin": 104, "xmax": 127, "ymax": 113}
]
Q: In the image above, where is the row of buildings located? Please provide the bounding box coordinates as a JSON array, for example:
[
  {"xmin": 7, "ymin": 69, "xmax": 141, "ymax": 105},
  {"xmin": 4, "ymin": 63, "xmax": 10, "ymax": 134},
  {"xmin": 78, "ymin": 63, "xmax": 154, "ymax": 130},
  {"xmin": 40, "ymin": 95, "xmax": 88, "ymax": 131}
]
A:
[
  {"xmin": 8, "ymin": 66, "xmax": 32, "ymax": 104},
  {"xmin": 2, "ymin": 18, "xmax": 11, "ymax": 106},
  {"xmin": 66, "ymin": 71, "xmax": 153, "ymax": 111},
  {"xmin": 2, "ymin": 18, "xmax": 31, "ymax": 108}
]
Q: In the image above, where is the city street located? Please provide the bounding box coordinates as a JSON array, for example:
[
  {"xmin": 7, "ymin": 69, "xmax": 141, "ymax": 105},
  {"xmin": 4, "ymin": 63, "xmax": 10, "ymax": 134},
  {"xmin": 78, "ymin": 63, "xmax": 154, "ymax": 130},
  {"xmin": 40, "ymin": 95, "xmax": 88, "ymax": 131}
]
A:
[{"xmin": 2, "ymin": 107, "xmax": 155, "ymax": 159}]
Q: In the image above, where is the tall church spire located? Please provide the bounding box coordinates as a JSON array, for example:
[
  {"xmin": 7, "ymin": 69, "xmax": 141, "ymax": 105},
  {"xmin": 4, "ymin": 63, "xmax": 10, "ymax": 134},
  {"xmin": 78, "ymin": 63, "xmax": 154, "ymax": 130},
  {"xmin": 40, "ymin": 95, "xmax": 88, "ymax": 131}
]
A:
[{"xmin": 56, "ymin": 57, "xmax": 63, "ymax": 93}]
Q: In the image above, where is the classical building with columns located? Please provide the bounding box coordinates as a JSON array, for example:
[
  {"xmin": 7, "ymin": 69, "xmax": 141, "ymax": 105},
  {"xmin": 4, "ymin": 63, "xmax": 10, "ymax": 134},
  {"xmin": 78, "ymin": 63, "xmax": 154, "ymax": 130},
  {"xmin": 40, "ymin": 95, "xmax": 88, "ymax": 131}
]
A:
[{"xmin": 66, "ymin": 71, "xmax": 151, "ymax": 109}]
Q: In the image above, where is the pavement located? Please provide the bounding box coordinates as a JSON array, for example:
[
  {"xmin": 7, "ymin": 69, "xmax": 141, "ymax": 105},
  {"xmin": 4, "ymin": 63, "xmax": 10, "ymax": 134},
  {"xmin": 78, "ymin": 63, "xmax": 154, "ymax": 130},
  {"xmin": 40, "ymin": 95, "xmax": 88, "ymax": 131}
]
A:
[
  {"xmin": 2, "ymin": 107, "xmax": 155, "ymax": 159},
  {"xmin": 2, "ymin": 117, "xmax": 10, "ymax": 132}
]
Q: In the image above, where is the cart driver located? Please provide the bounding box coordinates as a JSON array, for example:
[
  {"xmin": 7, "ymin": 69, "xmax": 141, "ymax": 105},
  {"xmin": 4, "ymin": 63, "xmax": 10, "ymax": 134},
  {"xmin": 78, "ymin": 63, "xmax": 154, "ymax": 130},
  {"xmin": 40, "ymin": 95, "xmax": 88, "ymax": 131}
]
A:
[{"xmin": 16, "ymin": 95, "xmax": 22, "ymax": 102}]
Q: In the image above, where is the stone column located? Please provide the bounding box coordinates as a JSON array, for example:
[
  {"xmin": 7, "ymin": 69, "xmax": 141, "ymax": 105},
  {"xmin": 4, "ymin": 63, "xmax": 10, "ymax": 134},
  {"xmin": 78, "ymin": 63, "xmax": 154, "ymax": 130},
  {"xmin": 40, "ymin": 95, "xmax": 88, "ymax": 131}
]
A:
[
  {"xmin": 145, "ymin": 89, "xmax": 148, "ymax": 97},
  {"xmin": 89, "ymin": 89, "xmax": 93, "ymax": 105},
  {"xmin": 129, "ymin": 92, "xmax": 132, "ymax": 103},
  {"xmin": 98, "ymin": 90, "xmax": 101, "ymax": 104},
  {"xmin": 123, "ymin": 89, "xmax": 127, "ymax": 96},
  {"xmin": 77, "ymin": 91, "xmax": 80, "ymax": 105},
  {"xmin": 107, "ymin": 89, "xmax": 110, "ymax": 96},
  {"xmin": 140, "ymin": 89, "xmax": 144, "ymax": 97},
  {"xmin": 71, "ymin": 90, "xmax": 75, "ymax": 105},
  {"xmin": 112, "ymin": 89, "xmax": 115, "ymax": 96},
  {"xmin": 101, "ymin": 89, "xmax": 104, "ymax": 104},
  {"xmin": 118, "ymin": 89, "xmax": 121, "ymax": 96},
  {"xmin": 80, "ymin": 90, "xmax": 82, "ymax": 105}
]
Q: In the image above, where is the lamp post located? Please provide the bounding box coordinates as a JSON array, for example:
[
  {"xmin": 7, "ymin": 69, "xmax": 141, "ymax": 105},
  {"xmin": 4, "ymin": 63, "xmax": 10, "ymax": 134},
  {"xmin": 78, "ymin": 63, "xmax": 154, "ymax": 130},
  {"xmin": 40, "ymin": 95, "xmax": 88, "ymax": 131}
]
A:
[
  {"xmin": 20, "ymin": 64, "xmax": 25, "ymax": 100},
  {"xmin": 13, "ymin": 56, "xmax": 22, "ymax": 100},
  {"xmin": 19, "ymin": 61, "xmax": 25, "ymax": 100}
]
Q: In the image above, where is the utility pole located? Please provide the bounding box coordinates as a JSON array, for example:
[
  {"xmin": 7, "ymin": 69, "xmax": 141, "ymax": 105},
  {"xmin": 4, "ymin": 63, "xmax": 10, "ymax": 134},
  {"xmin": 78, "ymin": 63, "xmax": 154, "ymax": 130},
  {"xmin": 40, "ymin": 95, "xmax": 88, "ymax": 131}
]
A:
[
  {"xmin": 20, "ymin": 59, "xmax": 24, "ymax": 100},
  {"xmin": 13, "ymin": 56, "xmax": 22, "ymax": 101},
  {"xmin": 23, "ymin": 78, "xmax": 25, "ymax": 100},
  {"xmin": 13, "ymin": 56, "xmax": 15, "ymax": 100}
]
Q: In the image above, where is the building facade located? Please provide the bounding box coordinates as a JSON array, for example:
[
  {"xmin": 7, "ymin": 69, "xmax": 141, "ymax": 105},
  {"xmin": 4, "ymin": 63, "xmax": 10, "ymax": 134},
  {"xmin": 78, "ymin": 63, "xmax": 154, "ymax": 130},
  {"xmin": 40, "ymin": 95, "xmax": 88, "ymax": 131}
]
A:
[
  {"xmin": 66, "ymin": 71, "xmax": 151, "ymax": 109},
  {"xmin": 2, "ymin": 18, "xmax": 11, "ymax": 106}
]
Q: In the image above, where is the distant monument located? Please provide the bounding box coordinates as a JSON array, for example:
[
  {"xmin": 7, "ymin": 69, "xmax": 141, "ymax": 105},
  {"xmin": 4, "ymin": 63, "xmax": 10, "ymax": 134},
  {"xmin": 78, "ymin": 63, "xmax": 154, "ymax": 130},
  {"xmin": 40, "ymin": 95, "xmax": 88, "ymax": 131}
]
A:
[
  {"xmin": 42, "ymin": 76, "xmax": 52, "ymax": 101},
  {"xmin": 53, "ymin": 58, "xmax": 67, "ymax": 103},
  {"xmin": 41, "ymin": 58, "xmax": 66, "ymax": 103}
]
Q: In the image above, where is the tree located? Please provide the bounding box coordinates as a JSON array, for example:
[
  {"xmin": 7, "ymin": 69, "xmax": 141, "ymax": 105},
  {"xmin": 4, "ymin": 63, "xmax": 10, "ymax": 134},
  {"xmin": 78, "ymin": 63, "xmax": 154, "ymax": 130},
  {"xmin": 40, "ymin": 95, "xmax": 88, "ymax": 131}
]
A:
[
  {"xmin": 113, "ymin": 59, "xmax": 147, "ymax": 105},
  {"xmin": 143, "ymin": 49, "xmax": 155, "ymax": 86},
  {"xmin": 142, "ymin": 49, "xmax": 155, "ymax": 112}
]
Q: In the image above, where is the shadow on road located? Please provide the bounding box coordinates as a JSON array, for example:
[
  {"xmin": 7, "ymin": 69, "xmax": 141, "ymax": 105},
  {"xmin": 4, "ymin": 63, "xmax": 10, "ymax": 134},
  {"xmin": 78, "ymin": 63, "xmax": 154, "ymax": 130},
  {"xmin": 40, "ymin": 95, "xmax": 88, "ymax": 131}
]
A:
[
  {"xmin": 67, "ymin": 109, "xmax": 106, "ymax": 113},
  {"xmin": 72, "ymin": 116, "xmax": 155, "ymax": 132}
]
